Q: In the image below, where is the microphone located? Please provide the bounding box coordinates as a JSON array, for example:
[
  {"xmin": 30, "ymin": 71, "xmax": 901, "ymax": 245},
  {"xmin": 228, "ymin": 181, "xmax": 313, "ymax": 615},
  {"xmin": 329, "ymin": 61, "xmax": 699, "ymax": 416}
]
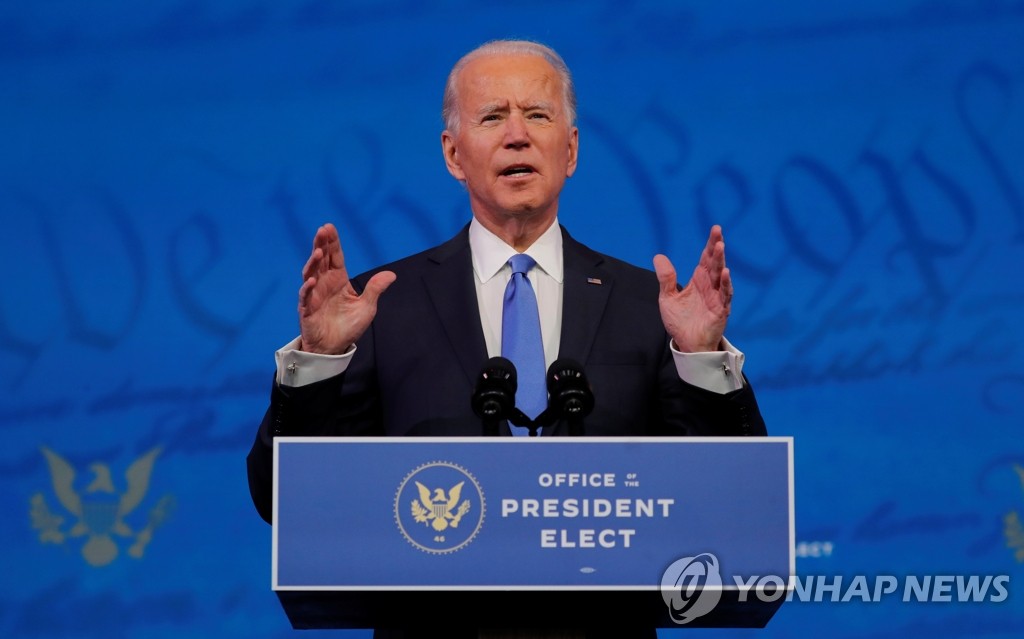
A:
[
  {"xmin": 471, "ymin": 357, "xmax": 532, "ymax": 435},
  {"xmin": 533, "ymin": 358, "xmax": 594, "ymax": 435},
  {"xmin": 546, "ymin": 358, "xmax": 595, "ymax": 419},
  {"xmin": 472, "ymin": 357, "xmax": 517, "ymax": 421}
]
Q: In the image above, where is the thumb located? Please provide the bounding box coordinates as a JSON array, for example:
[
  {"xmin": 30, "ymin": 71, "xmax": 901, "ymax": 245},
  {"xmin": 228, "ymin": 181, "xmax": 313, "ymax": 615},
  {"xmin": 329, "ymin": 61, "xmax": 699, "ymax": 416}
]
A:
[
  {"xmin": 360, "ymin": 270, "xmax": 397, "ymax": 305},
  {"xmin": 652, "ymin": 254, "xmax": 678, "ymax": 295}
]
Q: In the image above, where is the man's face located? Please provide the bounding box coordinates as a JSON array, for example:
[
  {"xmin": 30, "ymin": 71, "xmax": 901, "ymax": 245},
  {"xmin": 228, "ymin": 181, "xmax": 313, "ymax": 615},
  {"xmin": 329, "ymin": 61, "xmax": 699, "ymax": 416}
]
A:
[{"xmin": 442, "ymin": 54, "xmax": 578, "ymax": 229}]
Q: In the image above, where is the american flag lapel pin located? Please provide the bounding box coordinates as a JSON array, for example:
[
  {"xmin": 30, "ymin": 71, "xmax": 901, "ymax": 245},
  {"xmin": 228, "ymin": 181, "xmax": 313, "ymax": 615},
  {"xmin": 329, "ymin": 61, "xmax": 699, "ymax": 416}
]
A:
[{"xmin": 587, "ymin": 277, "xmax": 602, "ymax": 285}]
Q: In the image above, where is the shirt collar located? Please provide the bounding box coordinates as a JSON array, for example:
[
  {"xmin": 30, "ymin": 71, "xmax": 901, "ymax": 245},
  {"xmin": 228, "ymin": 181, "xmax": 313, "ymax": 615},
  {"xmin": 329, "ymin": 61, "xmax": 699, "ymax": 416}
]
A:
[{"xmin": 470, "ymin": 217, "xmax": 564, "ymax": 284}]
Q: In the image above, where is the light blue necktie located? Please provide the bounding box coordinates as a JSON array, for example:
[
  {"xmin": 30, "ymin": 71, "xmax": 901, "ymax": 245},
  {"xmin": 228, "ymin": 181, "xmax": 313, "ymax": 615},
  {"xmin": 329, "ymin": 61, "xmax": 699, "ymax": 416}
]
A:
[{"xmin": 502, "ymin": 253, "xmax": 546, "ymax": 428}]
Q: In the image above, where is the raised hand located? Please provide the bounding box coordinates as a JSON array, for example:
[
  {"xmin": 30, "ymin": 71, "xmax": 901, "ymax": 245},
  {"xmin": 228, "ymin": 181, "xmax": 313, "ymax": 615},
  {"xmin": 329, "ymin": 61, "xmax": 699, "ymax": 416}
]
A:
[
  {"xmin": 298, "ymin": 223, "xmax": 396, "ymax": 354},
  {"xmin": 653, "ymin": 225, "xmax": 733, "ymax": 353}
]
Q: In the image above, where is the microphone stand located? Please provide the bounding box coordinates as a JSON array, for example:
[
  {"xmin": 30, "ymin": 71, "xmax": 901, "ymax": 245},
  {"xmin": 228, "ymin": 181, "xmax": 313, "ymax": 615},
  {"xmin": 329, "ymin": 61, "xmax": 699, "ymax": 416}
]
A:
[
  {"xmin": 473, "ymin": 357, "xmax": 593, "ymax": 437},
  {"xmin": 507, "ymin": 409, "xmax": 539, "ymax": 437}
]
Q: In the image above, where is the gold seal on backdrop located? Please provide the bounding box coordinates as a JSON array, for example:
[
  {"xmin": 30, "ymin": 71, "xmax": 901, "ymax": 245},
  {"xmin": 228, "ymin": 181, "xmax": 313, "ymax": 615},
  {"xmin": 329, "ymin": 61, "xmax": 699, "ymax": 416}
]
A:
[
  {"xmin": 1005, "ymin": 464, "xmax": 1024, "ymax": 564},
  {"xmin": 30, "ymin": 446, "xmax": 174, "ymax": 567}
]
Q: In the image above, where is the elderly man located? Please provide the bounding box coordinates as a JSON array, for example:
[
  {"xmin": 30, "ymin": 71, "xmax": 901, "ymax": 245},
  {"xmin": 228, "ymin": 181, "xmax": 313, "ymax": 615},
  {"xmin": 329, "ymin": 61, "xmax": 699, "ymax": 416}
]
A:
[{"xmin": 247, "ymin": 39, "xmax": 766, "ymax": 637}]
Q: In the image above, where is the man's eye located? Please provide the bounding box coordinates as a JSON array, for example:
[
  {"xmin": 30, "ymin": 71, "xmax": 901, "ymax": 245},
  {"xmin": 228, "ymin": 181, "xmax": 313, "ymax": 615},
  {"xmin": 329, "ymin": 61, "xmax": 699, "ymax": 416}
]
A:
[
  {"xmin": 529, "ymin": 112, "xmax": 550, "ymax": 120},
  {"xmin": 481, "ymin": 114, "xmax": 500, "ymax": 122}
]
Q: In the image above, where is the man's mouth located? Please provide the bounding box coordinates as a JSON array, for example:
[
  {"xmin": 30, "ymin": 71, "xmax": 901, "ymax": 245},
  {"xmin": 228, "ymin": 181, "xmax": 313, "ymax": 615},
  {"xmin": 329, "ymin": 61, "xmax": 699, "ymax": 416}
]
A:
[{"xmin": 500, "ymin": 165, "xmax": 536, "ymax": 177}]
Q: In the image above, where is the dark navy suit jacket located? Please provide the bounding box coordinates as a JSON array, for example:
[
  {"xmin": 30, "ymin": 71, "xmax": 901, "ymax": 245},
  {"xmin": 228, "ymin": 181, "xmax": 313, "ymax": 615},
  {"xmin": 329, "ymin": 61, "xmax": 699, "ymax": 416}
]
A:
[{"xmin": 247, "ymin": 225, "xmax": 766, "ymax": 523}]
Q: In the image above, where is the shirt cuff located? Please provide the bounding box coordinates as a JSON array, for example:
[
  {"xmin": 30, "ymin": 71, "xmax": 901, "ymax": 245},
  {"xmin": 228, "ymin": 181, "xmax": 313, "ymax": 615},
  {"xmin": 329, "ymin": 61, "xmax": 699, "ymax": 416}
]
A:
[
  {"xmin": 275, "ymin": 336, "xmax": 355, "ymax": 387},
  {"xmin": 671, "ymin": 336, "xmax": 746, "ymax": 394}
]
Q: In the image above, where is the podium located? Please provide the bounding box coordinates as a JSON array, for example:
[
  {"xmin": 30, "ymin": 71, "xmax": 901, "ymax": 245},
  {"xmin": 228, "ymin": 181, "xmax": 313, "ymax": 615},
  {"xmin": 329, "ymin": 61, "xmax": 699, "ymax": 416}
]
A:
[{"xmin": 272, "ymin": 436, "xmax": 793, "ymax": 629}]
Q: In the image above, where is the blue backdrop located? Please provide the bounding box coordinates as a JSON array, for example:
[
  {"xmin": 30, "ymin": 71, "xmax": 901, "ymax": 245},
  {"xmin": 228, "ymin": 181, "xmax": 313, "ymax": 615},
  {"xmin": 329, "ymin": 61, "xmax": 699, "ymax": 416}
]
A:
[{"xmin": 2, "ymin": 1, "xmax": 1023, "ymax": 637}]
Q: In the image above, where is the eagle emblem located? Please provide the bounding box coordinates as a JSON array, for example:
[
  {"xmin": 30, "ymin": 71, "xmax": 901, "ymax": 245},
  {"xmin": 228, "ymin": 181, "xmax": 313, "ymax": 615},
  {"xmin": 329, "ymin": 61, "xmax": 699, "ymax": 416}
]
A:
[
  {"xmin": 395, "ymin": 461, "xmax": 484, "ymax": 553},
  {"xmin": 30, "ymin": 446, "xmax": 174, "ymax": 567},
  {"xmin": 411, "ymin": 481, "xmax": 471, "ymax": 532}
]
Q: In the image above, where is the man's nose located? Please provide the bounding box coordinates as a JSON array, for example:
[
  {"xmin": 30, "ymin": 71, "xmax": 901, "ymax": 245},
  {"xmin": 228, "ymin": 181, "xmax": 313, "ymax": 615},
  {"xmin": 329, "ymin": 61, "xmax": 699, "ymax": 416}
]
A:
[{"xmin": 503, "ymin": 112, "xmax": 530, "ymax": 148}]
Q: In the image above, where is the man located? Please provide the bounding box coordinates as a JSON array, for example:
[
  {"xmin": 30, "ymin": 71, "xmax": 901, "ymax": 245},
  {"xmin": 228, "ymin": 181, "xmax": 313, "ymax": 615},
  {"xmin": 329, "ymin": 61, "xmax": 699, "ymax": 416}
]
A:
[{"xmin": 247, "ymin": 40, "xmax": 766, "ymax": 636}]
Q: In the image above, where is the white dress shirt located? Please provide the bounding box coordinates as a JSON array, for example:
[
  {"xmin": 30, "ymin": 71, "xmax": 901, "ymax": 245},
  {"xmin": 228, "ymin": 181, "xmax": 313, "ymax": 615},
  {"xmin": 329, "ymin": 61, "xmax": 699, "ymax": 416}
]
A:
[{"xmin": 276, "ymin": 218, "xmax": 745, "ymax": 394}]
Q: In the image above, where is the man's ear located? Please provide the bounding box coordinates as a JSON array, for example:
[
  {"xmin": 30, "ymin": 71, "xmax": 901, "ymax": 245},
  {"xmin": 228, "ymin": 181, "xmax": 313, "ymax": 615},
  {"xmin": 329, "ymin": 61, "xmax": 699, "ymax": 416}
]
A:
[
  {"xmin": 441, "ymin": 131, "xmax": 465, "ymax": 181},
  {"xmin": 565, "ymin": 126, "xmax": 579, "ymax": 178}
]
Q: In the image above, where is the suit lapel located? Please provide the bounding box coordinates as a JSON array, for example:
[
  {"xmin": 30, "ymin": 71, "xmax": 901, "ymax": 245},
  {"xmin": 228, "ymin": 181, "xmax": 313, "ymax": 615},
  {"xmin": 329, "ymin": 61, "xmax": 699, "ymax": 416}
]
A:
[
  {"xmin": 557, "ymin": 227, "xmax": 612, "ymax": 373},
  {"xmin": 421, "ymin": 226, "xmax": 489, "ymax": 385},
  {"xmin": 545, "ymin": 228, "xmax": 613, "ymax": 437},
  {"xmin": 420, "ymin": 225, "xmax": 612, "ymax": 435}
]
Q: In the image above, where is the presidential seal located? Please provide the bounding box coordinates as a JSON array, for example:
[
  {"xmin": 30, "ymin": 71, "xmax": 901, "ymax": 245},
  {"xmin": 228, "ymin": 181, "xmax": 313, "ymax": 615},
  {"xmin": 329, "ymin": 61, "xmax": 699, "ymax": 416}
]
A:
[{"xmin": 394, "ymin": 461, "xmax": 485, "ymax": 554}]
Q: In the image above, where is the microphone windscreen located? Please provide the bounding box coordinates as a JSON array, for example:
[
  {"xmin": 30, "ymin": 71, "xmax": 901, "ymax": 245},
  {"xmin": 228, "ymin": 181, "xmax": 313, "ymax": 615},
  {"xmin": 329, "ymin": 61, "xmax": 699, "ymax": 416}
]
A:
[
  {"xmin": 546, "ymin": 358, "xmax": 594, "ymax": 418},
  {"xmin": 481, "ymin": 356, "xmax": 517, "ymax": 392},
  {"xmin": 547, "ymin": 358, "xmax": 585, "ymax": 388},
  {"xmin": 472, "ymin": 357, "xmax": 518, "ymax": 420}
]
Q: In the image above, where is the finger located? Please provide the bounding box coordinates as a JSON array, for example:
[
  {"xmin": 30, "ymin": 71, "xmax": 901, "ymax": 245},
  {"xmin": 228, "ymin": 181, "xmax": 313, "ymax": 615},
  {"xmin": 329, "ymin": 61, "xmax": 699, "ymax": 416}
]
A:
[
  {"xmin": 311, "ymin": 224, "xmax": 330, "ymax": 254},
  {"xmin": 301, "ymin": 246, "xmax": 323, "ymax": 281},
  {"xmin": 721, "ymin": 266, "xmax": 733, "ymax": 310},
  {"xmin": 717, "ymin": 236, "xmax": 729, "ymax": 286},
  {"xmin": 699, "ymin": 225, "xmax": 722, "ymax": 262},
  {"xmin": 308, "ymin": 225, "xmax": 332, "ymax": 277},
  {"xmin": 360, "ymin": 271, "xmax": 397, "ymax": 306},
  {"xmin": 652, "ymin": 254, "xmax": 678, "ymax": 295},
  {"xmin": 322, "ymin": 223, "xmax": 346, "ymax": 271},
  {"xmin": 708, "ymin": 240, "xmax": 726, "ymax": 289},
  {"xmin": 298, "ymin": 276, "xmax": 317, "ymax": 316}
]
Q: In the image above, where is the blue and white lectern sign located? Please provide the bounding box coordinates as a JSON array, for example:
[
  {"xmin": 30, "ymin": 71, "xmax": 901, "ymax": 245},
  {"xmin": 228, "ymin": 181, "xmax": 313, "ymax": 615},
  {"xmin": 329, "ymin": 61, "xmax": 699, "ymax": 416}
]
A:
[{"xmin": 273, "ymin": 437, "xmax": 794, "ymax": 595}]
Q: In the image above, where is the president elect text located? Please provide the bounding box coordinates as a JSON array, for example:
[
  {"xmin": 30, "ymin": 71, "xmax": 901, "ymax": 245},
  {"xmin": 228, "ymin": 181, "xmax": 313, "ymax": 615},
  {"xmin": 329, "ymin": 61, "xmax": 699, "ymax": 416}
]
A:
[{"xmin": 501, "ymin": 472, "xmax": 676, "ymax": 549}]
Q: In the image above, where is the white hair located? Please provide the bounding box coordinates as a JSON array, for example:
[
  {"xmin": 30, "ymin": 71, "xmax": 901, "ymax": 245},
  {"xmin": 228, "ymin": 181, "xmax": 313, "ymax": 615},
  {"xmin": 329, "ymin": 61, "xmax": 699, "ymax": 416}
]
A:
[{"xmin": 441, "ymin": 39, "xmax": 577, "ymax": 134}]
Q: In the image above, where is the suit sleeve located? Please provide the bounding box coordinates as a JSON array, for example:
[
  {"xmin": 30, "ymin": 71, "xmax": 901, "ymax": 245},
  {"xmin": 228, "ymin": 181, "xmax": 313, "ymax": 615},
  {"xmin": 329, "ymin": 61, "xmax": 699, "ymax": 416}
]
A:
[
  {"xmin": 654, "ymin": 338, "xmax": 767, "ymax": 437},
  {"xmin": 246, "ymin": 322, "xmax": 384, "ymax": 524}
]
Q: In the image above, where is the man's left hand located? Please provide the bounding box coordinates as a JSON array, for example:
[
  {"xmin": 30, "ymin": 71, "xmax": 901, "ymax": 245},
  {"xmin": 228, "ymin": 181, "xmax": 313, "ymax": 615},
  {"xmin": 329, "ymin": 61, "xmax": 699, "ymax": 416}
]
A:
[{"xmin": 653, "ymin": 225, "xmax": 733, "ymax": 353}]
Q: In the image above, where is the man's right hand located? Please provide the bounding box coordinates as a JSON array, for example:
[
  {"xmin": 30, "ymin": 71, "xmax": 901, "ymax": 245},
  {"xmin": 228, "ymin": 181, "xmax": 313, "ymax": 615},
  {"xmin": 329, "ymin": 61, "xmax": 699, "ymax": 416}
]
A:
[{"xmin": 298, "ymin": 223, "xmax": 396, "ymax": 354}]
